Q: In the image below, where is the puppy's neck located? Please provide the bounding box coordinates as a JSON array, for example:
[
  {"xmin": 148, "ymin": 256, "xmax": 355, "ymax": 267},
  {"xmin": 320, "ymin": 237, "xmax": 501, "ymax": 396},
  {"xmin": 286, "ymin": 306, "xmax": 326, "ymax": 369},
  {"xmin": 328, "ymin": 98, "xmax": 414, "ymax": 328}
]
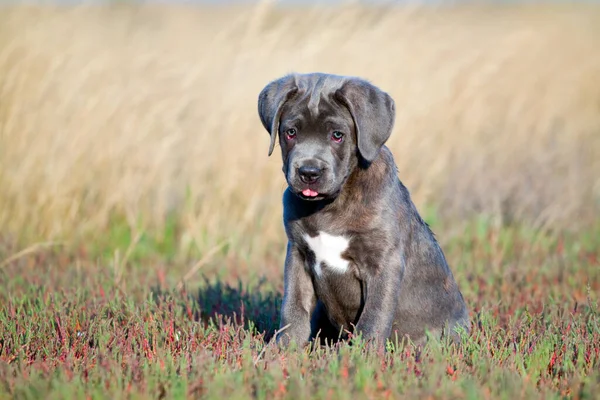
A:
[{"xmin": 334, "ymin": 146, "xmax": 397, "ymax": 208}]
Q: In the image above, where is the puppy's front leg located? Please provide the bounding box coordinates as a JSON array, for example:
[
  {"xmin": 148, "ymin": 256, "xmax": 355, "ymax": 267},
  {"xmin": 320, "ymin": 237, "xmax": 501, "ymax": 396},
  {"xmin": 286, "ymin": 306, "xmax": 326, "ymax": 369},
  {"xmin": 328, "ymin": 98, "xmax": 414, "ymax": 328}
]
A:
[
  {"xmin": 276, "ymin": 242, "xmax": 316, "ymax": 348},
  {"xmin": 354, "ymin": 262, "xmax": 402, "ymax": 345}
]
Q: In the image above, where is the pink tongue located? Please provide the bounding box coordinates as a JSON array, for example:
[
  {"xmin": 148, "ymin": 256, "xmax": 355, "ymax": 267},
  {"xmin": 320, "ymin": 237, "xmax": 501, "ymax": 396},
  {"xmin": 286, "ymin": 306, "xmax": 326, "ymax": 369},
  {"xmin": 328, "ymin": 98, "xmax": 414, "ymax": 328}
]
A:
[{"xmin": 302, "ymin": 188, "xmax": 319, "ymax": 197}]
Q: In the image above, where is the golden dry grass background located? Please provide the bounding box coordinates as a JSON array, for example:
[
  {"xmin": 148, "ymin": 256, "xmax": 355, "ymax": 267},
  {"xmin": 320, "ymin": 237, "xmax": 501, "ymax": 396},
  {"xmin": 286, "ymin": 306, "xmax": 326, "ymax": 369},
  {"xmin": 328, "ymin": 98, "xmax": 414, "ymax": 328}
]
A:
[{"xmin": 1, "ymin": 3, "xmax": 599, "ymax": 265}]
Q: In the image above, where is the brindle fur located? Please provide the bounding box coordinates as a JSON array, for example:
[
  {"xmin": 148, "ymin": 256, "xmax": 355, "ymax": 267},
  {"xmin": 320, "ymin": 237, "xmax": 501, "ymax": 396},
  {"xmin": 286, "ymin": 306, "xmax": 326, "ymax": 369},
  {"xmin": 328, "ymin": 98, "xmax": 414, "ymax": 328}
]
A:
[{"xmin": 258, "ymin": 72, "xmax": 470, "ymax": 348}]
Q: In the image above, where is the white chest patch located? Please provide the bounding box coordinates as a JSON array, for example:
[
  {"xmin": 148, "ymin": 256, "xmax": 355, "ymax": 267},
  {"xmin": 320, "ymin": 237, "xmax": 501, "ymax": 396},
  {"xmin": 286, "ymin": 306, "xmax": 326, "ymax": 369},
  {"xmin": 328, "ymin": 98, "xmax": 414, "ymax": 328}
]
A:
[{"xmin": 303, "ymin": 232, "xmax": 350, "ymax": 276}]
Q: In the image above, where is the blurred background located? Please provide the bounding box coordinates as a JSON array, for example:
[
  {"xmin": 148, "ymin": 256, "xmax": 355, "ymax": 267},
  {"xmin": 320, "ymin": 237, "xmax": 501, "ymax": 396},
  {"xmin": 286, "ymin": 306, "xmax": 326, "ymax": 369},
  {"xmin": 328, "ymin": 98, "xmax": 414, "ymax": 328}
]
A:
[{"xmin": 0, "ymin": 0, "xmax": 599, "ymax": 286}]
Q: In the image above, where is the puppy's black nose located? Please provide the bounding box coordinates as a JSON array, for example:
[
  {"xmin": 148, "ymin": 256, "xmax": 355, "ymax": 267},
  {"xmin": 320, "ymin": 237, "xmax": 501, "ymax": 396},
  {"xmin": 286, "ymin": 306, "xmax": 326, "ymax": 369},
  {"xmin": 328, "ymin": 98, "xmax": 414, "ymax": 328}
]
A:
[{"xmin": 298, "ymin": 166, "xmax": 322, "ymax": 184}]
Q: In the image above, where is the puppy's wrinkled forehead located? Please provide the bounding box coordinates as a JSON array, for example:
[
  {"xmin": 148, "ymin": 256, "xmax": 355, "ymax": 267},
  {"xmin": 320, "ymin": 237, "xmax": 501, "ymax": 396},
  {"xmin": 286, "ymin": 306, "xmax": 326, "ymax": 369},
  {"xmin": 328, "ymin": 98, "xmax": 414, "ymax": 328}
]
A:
[{"xmin": 293, "ymin": 74, "xmax": 345, "ymax": 119}]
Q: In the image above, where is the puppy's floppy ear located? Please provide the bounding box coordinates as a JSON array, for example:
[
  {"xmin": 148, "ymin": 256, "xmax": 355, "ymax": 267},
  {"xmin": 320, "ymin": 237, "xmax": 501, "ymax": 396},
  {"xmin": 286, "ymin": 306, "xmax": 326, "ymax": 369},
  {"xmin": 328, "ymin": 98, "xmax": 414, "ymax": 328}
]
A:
[
  {"xmin": 335, "ymin": 78, "xmax": 395, "ymax": 164},
  {"xmin": 258, "ymin": 75, "xmax": 298, "ymax": 156}
]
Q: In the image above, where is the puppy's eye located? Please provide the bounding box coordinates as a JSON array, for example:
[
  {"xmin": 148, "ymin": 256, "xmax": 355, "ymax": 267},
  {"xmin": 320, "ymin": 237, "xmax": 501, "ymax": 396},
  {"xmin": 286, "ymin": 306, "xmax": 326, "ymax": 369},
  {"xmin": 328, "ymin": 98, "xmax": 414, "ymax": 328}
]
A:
[
  {"xmin": 331, "ymin": 131, "xmax": 344, "ymax": 143},
  {"xmin": 285, "ymin": 129, "xmax": 297, "ymax": 140}
]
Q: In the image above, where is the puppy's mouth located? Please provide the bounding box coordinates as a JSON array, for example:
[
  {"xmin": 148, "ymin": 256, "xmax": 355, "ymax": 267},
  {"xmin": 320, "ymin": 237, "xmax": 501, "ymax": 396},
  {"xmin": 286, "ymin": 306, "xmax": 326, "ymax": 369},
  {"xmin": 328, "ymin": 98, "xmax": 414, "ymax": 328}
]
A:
[
  {"xmin": 297, "ymin": 188, "xmax": 325, "ymax": 201},
  {"xmin": 294, "ymin": 186, "xmax": 337, "ymax": 201},
  {"xmin": 301, "ymin": 188, "xmax": 319, "ymax": 198},
  {"xmin": 285, "ymin": 172, "xmax": 336, "ymax": 201}
]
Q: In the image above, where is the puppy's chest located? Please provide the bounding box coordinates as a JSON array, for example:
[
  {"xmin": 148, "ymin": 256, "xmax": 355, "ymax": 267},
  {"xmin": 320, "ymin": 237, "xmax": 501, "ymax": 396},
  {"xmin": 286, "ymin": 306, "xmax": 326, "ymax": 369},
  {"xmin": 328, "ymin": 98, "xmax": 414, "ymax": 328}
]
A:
[{"xmin": 300, "ymin": 231, "xmax": 355, "ymax": 277}]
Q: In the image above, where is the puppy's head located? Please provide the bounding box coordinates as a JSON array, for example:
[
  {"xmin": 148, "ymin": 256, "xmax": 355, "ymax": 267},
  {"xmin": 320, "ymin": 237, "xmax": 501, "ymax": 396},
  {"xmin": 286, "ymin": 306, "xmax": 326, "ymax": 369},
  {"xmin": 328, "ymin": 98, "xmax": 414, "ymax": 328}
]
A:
[{"xmin": 258, "ymin": 73, "xmax": 395, "ymax": 201}]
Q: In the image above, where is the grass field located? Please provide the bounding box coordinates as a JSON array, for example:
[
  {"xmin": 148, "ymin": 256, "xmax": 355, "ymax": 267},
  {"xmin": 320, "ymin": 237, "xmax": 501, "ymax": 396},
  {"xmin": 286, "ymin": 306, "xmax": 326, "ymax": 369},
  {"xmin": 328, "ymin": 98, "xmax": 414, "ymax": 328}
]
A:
[{"xmin": 1, "ymin": 2, "xmax": 599, "ymax": 399}]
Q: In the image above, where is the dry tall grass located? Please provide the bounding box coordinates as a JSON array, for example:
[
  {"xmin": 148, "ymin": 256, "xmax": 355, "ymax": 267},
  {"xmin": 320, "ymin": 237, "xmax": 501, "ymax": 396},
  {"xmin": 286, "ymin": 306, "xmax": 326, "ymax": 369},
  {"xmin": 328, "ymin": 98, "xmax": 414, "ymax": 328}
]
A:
[{"xmin": 1, "ymin": 3, "xmax": 599, "ymax": 263}]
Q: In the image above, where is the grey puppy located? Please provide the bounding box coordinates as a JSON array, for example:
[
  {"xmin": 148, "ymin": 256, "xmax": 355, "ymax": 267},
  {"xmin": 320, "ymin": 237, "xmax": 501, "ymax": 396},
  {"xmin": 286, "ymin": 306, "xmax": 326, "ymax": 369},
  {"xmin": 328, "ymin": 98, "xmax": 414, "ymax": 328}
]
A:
[{"xmin": 258, "ymin": 72, "xmax": 470, "ymax": 348}]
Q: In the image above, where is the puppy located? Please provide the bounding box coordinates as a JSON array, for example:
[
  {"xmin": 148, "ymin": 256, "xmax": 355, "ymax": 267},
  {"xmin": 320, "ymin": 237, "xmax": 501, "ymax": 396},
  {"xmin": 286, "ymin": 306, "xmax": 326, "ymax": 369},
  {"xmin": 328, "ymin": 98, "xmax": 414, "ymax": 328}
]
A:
[{"xmin": 258, "ymin": 72, "xmax": 469, "ymax": 347}]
